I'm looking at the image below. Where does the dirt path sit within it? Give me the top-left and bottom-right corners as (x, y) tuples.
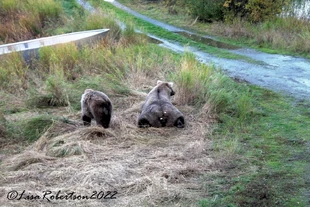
(107, 0), (310, 101)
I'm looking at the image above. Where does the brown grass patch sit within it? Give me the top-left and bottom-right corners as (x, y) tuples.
(0, 8), (221, 203)
(0, 78), (220, 206)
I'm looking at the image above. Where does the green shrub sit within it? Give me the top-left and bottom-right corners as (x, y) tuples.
(181, 0), (226, 22)
(223, 0), (289, 22)
(61, 0), (84, 17)
(245, 0), (285, 22)
(175, 0), (290, 22)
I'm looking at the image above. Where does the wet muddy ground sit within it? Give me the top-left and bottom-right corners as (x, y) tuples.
(106, 0), (310, 101)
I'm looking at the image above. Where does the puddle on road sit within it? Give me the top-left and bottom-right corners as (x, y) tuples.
(175, 31), (240, 50)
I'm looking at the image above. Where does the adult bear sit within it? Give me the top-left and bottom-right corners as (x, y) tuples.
(138, 80), (185, 128)
(80, 89), (112, 128)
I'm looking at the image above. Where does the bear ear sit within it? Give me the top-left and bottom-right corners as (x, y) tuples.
(157, 80), (163, 85)
(85, 89), (93, 93)
(168, 82), (174, 88)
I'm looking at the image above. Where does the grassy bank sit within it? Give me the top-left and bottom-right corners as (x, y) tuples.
(0, 0), (310, 206)
(117, 0), (310, 58)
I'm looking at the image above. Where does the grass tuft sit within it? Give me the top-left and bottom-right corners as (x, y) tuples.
(22, 115), (55, 142)
(0, 52), (28, 92)
(38, 43), (81, 79)
(173, 52), (210, 106)
(5, 114), (54, 143)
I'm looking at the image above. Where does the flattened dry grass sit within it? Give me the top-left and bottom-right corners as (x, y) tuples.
(3, 114), (214, 206)
(0, 20), (225, 205)
(0, 76), (218, 207)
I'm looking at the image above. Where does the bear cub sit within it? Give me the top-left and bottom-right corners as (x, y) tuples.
(138, 80), (185, 128)
(81, 89), (112, 128)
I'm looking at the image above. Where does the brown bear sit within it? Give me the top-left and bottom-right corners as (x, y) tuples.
(80, 89), (112, 128)
(138, 80), (185, 128)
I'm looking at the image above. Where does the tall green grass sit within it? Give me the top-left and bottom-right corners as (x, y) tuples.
(65, 9), (122, 43)
(0, 0), (22, 13)
(38, 43), (81, 78)
(0, 0), (63, 43)
(0, 53), (28, 92)
(173, 52), (254, 120)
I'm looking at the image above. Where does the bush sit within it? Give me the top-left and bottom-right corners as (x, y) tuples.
(224, 0), (289, 22)
(175, 0), (289, 22)
(245, 0), (285, 22)
(182, 0), (226, 22)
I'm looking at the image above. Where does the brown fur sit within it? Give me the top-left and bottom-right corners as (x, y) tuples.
(138, 80), (185, 128)
(81, 89), (112, 128)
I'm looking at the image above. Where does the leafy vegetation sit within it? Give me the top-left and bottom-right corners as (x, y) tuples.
(151, 0), (289, 22)
(223, 0), (287, 22)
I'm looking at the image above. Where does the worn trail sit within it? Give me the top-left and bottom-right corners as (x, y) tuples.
(108, 0), (310, 100)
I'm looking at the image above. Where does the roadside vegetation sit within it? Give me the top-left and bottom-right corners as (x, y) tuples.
(117, 0), (310, 57)
(0, 0), (63, 44)
(0, 0), (310, 206)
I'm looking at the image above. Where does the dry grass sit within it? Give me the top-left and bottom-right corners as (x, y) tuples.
(0, 81), (220, 206)
(210, 17), (310, 55)
(0, 34), (223, 206)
